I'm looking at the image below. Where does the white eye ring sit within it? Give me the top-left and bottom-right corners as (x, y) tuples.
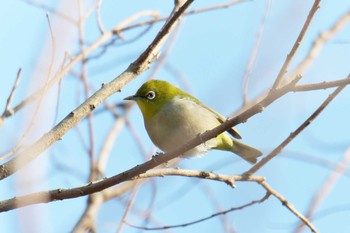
(145, 91), (156, 100)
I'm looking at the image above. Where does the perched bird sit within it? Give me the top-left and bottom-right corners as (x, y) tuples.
(124, 80), (262, 164)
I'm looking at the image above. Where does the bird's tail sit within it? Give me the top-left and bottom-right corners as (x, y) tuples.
(231, 139), (263, 164)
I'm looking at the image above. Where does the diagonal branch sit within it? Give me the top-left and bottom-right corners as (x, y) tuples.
(1, 76), (349, 210)
(0, 0), (247, 127)
(242, 0), (270, 105)
(0, 0), (194, 180)
(271, 0), (320, 90)
(283, 9), (350, 86)
(125, 192), (270, 231)
(0, 68), (22, 128)
(3, 69), (22, 116)
(294, 148), (350, 233)
(245, 83), (348, 175)
(259, 181), (318, 233)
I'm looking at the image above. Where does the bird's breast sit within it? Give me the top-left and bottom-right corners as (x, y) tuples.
(144, 97), (220, 155)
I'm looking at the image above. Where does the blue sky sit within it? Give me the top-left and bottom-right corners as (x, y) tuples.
(1, 0), (350, 233)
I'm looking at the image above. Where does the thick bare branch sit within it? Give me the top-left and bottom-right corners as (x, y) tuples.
(1, 72), (349, 210)
(1, 0), (246, 125)
(0, 0), (194, 180)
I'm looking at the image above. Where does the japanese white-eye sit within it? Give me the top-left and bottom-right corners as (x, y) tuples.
(124, 80), (262, 164)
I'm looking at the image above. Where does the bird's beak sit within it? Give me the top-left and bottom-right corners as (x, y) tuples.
(124, 95), (140, 101)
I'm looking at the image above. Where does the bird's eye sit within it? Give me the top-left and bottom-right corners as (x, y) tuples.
(145, 91), (156, 100)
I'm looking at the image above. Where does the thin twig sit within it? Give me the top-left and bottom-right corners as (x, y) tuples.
(185, 0), (248, 15)
(294, 148), (350, 233)
(95, 0), (105, 34)
(126, 119), (149, 158)
(88, 11), (160, 61)
(53, 52), (70, 125)
(293, 75), (350, 92)
(135, 168), (265, 188)
(245, 83), (348, 175)
(283, 9), (350, 86)
(115, 11), (160, 40)
(259, 181), (318, 233)
(125, 192), (270, 231)
(117, 0), (247, 35)
(0, 68), (22, 128)
(285, 151), (350, 177)
(72, 182), (138, 232)
(96, 116), (127, 172)
(198, 183), (233, 232)
(78, 0), (96, 181)
(1, 0), (246, 126)
(0, 69), (23, 161)
(0, 0), (194, 181)
(0, 14), (56, 160)
(4, 69), (22, 114)
(1, 74), (349, 209)
(148, 20), (181, 79)
(117, 186), (139, 233)
(271, 0), (320, 90)
(81, 0), (97, 22)
(242, 0), (270, 105)
(22, 0), (76, 24)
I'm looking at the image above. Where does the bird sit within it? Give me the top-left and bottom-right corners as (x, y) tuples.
(124, 80), (262, 164)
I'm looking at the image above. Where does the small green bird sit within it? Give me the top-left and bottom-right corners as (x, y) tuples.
(124, 80), (262, 164)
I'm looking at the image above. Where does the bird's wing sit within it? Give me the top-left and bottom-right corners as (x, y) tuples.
(195, 101), (242, 139)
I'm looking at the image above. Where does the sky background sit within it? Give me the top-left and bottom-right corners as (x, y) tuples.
(1, 0), (350, 233)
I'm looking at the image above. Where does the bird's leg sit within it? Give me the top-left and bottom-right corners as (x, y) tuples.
(151, 152), (164, 165)
(152, 151), (163, 159)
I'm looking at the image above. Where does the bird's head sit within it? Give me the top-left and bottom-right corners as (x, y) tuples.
(124, 80), (185, 120)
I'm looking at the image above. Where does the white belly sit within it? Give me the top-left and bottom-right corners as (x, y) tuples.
(144, 97), (220, 156)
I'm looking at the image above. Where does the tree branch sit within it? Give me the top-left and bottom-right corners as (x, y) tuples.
(0, 0), (247, 126)
(0, 0), (194, 180)
(245, 83), (348, 175)
(293, 75), (350, 92)
(125, 192), (270, 231)
(283, 9), (350, 86)
(1, 73), (349, 210)
(271, 0), (320, 89)
(259, 181), (318, 233)
(135, 168), (265, 188)
(294, 148), (350, 233)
